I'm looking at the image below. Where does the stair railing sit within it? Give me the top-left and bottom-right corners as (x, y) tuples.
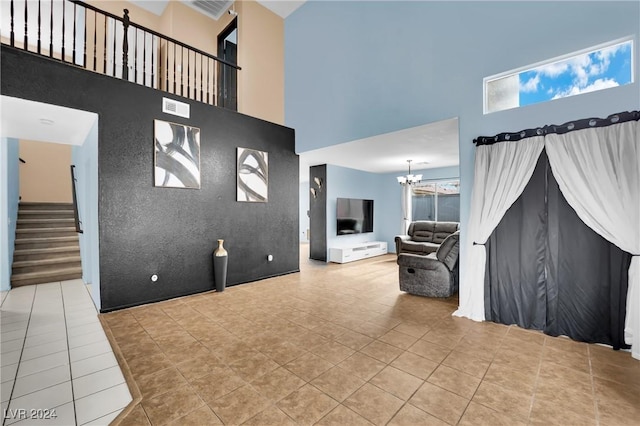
(70, 165), (83, 234)
(2, 0), (241, 107)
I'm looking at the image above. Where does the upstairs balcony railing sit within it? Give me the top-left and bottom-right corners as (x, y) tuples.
(1, 0), (241, 106)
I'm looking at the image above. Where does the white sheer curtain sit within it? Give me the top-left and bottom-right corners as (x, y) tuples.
(401, 184), (412, 234)
(545, 120), (640, 359)
(454, 136), (545, 321)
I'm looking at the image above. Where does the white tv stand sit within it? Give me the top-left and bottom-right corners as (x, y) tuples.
(328, 241), (388, 264)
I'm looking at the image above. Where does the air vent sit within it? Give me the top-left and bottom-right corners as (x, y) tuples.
(181, 0), (234, 20)
(162, 97), (190, 119)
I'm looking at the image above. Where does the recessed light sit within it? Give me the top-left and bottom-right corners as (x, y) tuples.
(39, 118), (55, 125)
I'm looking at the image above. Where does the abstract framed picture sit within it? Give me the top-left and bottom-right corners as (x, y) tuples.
(237, 147), (268, 202)
(154, 119), (201, 189)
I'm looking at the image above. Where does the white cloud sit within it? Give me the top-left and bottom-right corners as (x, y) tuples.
(535, 42), (630, 91)
(535, 62), (569, 78)
(520, 74), (540, 93)
(551, 78), (620, 99)
(596, 42), (629, 64)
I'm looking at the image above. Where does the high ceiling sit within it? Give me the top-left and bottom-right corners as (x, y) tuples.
(256, 0), (306, 18)
(128, 0), (306, 18)
(125, 1), (459, 179)
(8, 1), (459, 181)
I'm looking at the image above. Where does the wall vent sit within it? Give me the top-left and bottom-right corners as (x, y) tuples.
(180, 0), (233, 20)
(162, 97), (190, 119)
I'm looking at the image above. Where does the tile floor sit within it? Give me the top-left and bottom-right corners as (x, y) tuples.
(1, 280), (132, 425)
(95, 248), (640, 426)
(3, 249), (640, 425)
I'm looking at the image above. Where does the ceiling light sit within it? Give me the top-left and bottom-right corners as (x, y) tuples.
(397, 160), (422, 185)
(39, 118), (55, 125)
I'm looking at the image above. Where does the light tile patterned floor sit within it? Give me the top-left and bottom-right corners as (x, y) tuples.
(98, 247), (640, 425)
(1, 280), (131, 425)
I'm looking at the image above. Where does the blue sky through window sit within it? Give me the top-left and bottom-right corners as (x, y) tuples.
(519, 41), (632, 106)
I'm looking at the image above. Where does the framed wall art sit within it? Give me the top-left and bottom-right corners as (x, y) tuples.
(237, 147), (268, 202)
(154, 119), (201, 189)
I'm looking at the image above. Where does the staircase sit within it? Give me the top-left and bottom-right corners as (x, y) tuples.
(11, 202), (82, 287)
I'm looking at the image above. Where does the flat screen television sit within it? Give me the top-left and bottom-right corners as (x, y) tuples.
(336, 197), (374, 235)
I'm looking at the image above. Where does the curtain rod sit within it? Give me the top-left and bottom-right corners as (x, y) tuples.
(474, 110), (640, 146)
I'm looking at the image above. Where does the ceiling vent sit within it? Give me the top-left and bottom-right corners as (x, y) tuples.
(181, 0), (234, 20)
(162, 97), (190, 119)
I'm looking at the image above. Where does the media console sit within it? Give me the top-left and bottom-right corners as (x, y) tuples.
(328, 241), (388, 264)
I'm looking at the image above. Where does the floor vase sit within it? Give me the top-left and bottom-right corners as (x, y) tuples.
(213, 239), (228, 292)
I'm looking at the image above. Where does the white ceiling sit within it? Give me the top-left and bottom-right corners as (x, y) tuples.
(255, 0), (306, 18)
(1, 96), (98, 145)
(128, 0), (306, 19)
(299, 117), (460, 181)
(128, 1), (170, 16)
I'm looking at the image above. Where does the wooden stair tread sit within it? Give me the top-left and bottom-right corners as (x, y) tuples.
(14, 246), (80, 255)
(12, 202), (82, 286)
(11, 267), (82, 280)
(17, 218), (75, 223)
(18, 210), (75, 215)
(13, 256), (81, 268)
(19, 203), (73, 209)
(16, 227), (76, 233)
(15, 236), (79, 243)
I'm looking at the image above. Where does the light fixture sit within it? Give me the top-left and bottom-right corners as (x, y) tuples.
(39, 118), (55, 125)
(396, 160), (422, 185)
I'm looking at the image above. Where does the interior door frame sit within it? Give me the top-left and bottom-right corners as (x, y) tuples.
(217, 18), (238, 110)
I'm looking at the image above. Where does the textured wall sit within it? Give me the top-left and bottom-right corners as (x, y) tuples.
(2, 47), (299, 311)
(88, 0), (284, 125)
(309, 164), (326, 261)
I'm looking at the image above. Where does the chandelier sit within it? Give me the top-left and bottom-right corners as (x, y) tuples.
(396, 160), (422, 185)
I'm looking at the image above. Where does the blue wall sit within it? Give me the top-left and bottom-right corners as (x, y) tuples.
(326, 165), (385, 250)
(286, 1), (640, 276)
(1, 138), (20, 291)
(71, 120), (100, 307)
(322, 164), (459, 255)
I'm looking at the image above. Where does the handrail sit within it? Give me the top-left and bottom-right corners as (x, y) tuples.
(70, 165), (83, 234)
(68, 0), (241, 70)
(4, 0), (241, 107)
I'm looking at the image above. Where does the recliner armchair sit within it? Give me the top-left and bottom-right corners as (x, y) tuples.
(395, 221), (459, 256)
(397, 231), (460, 297)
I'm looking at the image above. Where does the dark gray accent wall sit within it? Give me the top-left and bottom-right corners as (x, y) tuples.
(2, 48), (299, 311)
(309, 164), (326, 261)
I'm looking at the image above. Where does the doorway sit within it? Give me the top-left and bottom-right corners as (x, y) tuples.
(0, 96), (100, 307)
(217, 18), (238, 110)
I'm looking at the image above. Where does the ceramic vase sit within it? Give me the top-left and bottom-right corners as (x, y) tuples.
(213, 239), (228, 292)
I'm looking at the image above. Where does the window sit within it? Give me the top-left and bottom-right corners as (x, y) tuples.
(412, 180), (460, 222)
(485, 38), (633, 114)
